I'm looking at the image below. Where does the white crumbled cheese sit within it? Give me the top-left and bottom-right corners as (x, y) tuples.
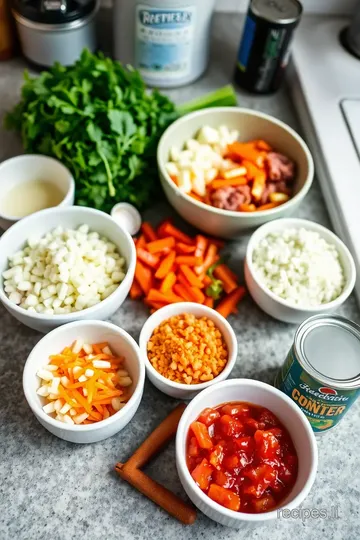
(166, 125), (240, 195)
(2, 225), (126, 313)
(252, 228), (345, 307)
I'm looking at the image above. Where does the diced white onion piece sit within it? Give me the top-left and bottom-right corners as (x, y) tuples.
(78, 375), (87, 383)
(63, 414), (74, 425)
(92, 360), (111, 369)
(59, 403), (71, 415)
(111, 397), (126, 412)
(72, 339), (84, 354)
(118, 376), (132, 387)
(43, 402), (56, 414)
(74, 412), (89, 424)
(53, 399), (64, 413)
(85, 369), (94, 378)
(37, 369), (54, 381)
(37, 385), (50, 397)
(83, 343), (93, 355)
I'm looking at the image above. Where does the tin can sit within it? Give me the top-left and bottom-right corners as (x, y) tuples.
(275, 315), (360, 434)
(234, 0), (303, 94)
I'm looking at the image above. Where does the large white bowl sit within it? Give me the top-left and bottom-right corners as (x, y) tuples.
(157, 107), (314, 238)
(23, 320), (145, 443)
(176, 378), (318, 528)
(0, 155), (75, 230)
(245, 218), (356, 324)
(139, 302), (238, 400)
(0, 206), (136, 332)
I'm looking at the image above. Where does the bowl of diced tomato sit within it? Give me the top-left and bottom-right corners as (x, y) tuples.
(175, 378), (318, 527)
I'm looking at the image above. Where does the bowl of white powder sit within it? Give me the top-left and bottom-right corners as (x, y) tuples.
(245, 218), (356, 323)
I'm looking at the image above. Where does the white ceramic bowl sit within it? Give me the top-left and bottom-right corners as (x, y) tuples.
(0, 206), (136, 333)
(139, 302), (238, 400)
(157, 107), (314, 238)
(245, 218), (356, 324)
(23, 320), (145, 443)
(176, 378), (318, 528)
(0, 155), (75, 230)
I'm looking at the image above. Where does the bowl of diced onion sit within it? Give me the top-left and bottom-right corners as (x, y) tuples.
(244, 218), (356, 323)
(157, 107), (314, 238)
(0, 206), (136, 332)
(23, 320), (145, 443)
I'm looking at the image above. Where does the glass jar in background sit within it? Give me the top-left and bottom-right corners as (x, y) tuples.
(0, 0), (15, 60)
(113, 0), (216, 88)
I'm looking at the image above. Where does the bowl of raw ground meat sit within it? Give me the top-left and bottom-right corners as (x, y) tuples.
(157, 108), (314, 239)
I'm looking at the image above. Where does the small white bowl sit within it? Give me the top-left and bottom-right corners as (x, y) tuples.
(0, 155), (75, 230)
(139, 302), (238, 400)
(0, 206), (136, 333)
(157, 107), (314, 238)
(23, 320), (145, 444)
(245, 218), (356, 324)
(176, 378), (318, 528)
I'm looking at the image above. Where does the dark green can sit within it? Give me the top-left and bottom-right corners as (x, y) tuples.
(275, 315), (360, 434)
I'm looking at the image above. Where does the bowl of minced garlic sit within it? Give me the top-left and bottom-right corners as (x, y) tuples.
(139, 303), (238, 399)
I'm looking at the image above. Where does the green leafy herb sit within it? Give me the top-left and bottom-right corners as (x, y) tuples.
(206, 261), (224, 300)
(4, 50), (237, 212)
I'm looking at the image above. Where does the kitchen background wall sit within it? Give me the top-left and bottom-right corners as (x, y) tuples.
(215, 0), (357, 14)
(102, 0), (358, 15)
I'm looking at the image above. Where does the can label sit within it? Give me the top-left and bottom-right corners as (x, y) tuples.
(237, 15), (256, 72)
(135, 4), (196, 81)
(275, 346), (360, 433)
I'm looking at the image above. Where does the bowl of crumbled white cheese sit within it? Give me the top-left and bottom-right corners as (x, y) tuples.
(0, 206), (136, 332)
(245, 218), (356, 323)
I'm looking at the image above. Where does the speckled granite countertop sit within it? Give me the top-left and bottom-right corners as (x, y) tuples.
(0, 12), (359, 540)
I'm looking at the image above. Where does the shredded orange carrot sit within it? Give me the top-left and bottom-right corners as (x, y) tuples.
(37, 341), (132, 425)
(210, 177), (247, 189)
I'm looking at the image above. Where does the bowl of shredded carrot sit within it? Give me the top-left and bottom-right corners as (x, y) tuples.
(157, 107), (314, 239)
(23, 320), (145, 443)
(139, 302), (238, 400)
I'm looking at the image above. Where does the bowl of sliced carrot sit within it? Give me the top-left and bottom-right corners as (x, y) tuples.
(23, 320), (145, 443)
(157, 107), (314, 238)
(130, 219), (247, 317)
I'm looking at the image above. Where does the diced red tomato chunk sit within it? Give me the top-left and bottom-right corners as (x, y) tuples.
(198, 407), (220, 426)
(252, 494), (276, 513)
(191, 421), (213, 449)
(191, 458), (214, 491)
(220, 415), (244, 437)
(208, 484), (241, 512)
(186, 402), (298, 515)
(209, 443), (225, 469)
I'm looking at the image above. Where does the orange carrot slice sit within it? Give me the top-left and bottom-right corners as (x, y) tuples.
(179, 265), (204, 289)
(159, 271), (177, 293)
(161, 223), (193, 245)
(135, 261), (153, 295)
(175, 256), (202, 266)
(130, 280), (143, 300)
(141, 222), (158, 242)
(147, 237), (175, 253)
(136, 247), (160, 269)
(155, 250), (176, 279)
(147, 289), (183, 304)
(216, 286), (246, 318)
(213, 264), (238, 294)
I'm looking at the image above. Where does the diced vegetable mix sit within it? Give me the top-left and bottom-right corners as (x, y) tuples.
(186, 402), (298, 514)
(166, 126), (296, 212)
(147, 313), (228, 385)
(37, 340), (132, 424)
(130, 219), (246, 317)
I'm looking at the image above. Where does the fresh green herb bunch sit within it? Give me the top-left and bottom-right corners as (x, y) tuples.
(5, 50), (178, 212)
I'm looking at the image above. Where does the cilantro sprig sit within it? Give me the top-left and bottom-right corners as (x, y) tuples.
(5, 50), (237, 212)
